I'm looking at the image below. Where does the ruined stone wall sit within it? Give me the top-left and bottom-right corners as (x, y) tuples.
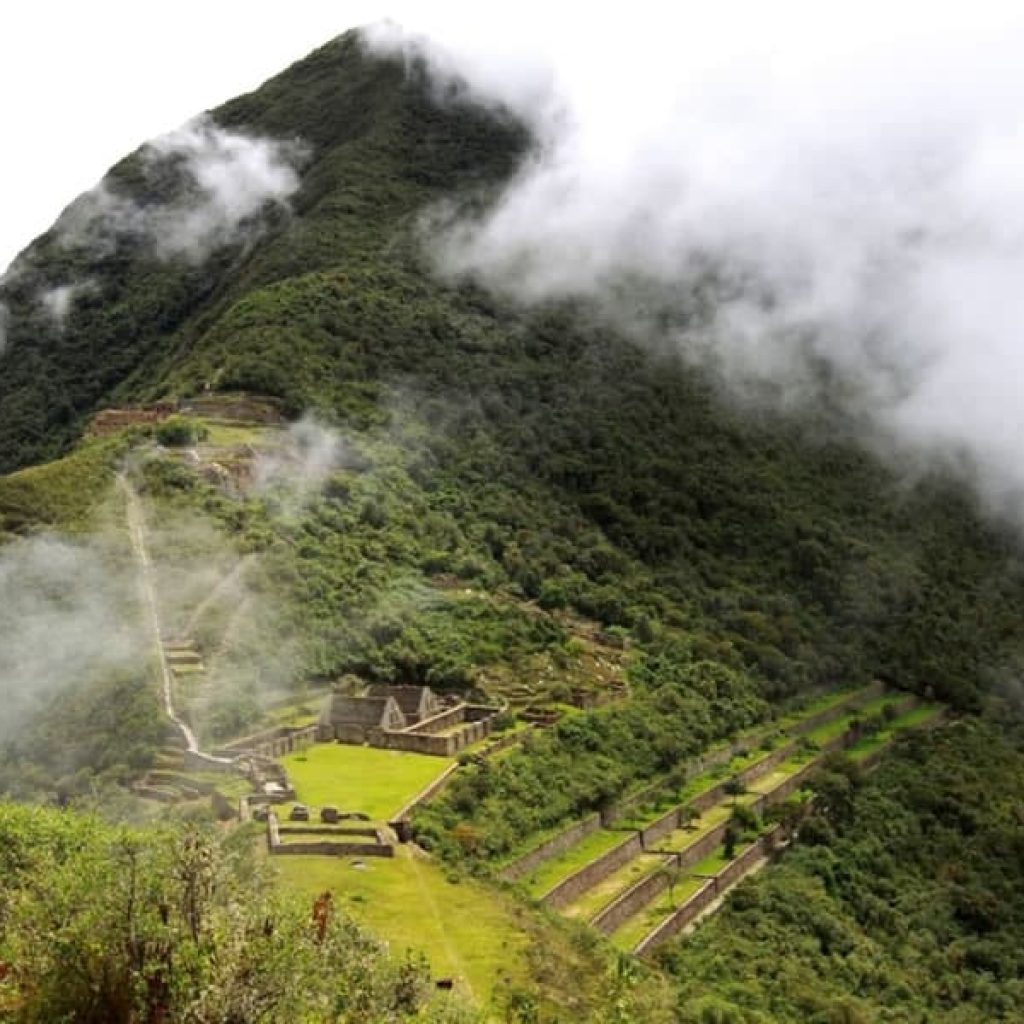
(634, 879), (717, 955)
(222, 723), (319, 760)
(592, 854), (674, 933)
(500, 814), (603, 883)
(374, 715), (494, 756)
(403, 704), (467, 736)
(543, 832), (643, 909)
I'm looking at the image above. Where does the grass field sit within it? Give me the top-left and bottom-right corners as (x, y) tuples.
(280, 743), (453, 821)
(272, 845), (531, 1003)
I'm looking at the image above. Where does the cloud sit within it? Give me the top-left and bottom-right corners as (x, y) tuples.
(37, 280), (96, 330)
(56, 115), (307, 264)
(252, 416), (349, 511)
(369, 6), (1024, 521)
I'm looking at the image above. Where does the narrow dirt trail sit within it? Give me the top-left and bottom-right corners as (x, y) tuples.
(118, 473), (199, 753)
(404, 848), (475, 1000)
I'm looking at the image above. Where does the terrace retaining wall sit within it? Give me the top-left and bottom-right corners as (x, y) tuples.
(635, 824), (785, 955)
(501, 814), (603, 883)
(390, 762), (461, 825)
(592, 854), (675, 934)
(788, 681), (885, 738)
(542, 832), (643, 910)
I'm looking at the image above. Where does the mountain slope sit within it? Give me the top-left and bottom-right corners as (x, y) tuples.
(3, 26), (1024, 1023)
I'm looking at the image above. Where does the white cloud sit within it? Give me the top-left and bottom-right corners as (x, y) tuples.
(371, 4), (1024, 521)
(56, 116), (307, 264)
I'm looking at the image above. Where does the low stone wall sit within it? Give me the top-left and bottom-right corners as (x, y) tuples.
(270, 841), (394, 858)
(376, 714), (494, 757)
(632, 696), (928, 957)
(607, 683), (886, 825)
(221, 723), (319, 761)
(635, 879), (717, 954)
(542, 832), (642, 910)
(639, 806), (683, 849)
(266, 814), (394, 858)
(391, 762), (461, 825)
(605, 737), (746, 825)
(500, 814), (603, 883)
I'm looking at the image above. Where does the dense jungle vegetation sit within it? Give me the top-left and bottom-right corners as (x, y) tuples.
(2, 28), (1024, 1022)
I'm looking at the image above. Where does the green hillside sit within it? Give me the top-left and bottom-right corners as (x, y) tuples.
(2, 28), (1024, 1023)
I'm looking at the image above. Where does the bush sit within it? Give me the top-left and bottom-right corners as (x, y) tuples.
(156, 416), (208, 447)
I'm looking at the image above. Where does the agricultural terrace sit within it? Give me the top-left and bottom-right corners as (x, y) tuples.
(508, 688), (935, 957)
(280, 744), (453, 822)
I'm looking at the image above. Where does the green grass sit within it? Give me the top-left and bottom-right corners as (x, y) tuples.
(802, 692), (907, 747)
(272, 845), (531, 1004)
(612, 691), (876, 832)
(522, 828), (632, 897)
(0, 436), (123, 534)
(774, 685), (870, 731)
(280, 743), (453, 821)
(847, 704), (943, 762)
(656, 803), (735, 854)
(198, 421), (277, 445)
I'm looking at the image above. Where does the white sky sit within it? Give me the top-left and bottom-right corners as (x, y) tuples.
(3, 1), (1008, 274)
(0, 2), (397, 272)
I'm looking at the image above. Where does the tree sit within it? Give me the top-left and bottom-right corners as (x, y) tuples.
(723, 824), (740, 860)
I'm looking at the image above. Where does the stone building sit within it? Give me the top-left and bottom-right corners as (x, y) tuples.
(365, 685), (441, 724)
(319, 694), (407, 743)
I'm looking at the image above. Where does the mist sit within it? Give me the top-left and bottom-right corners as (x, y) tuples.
(0, 535), (145, 744)
(368, 6), (1024, 522)
(54, 114), (307, 264)
(253, 416), (349, 513)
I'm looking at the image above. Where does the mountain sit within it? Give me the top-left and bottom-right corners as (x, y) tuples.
(1, 28), (1024, 1023)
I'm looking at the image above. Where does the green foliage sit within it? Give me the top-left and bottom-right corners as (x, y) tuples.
(0, 803), (474, 1022)
(413, 645), (766, 861)
(0, 668), (165, 802)
(0, 437), (124, 536)
(155, 416), (208, 447)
